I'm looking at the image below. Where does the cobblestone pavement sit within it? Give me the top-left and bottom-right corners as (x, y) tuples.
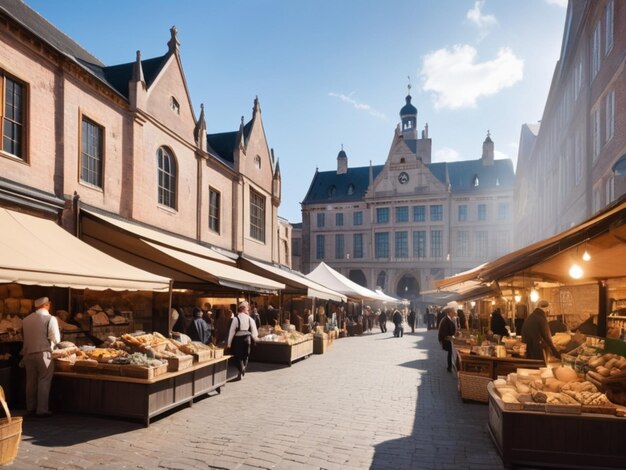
(13, 325), (504, 469)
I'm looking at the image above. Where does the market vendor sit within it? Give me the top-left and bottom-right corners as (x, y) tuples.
(437, 304), (457, 372)
(227, 301), (259, 380)
(521, 300), (561, 362)
(22, 296), (60, 417)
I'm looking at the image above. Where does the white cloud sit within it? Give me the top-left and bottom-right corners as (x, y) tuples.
(328, 92), (386, 119)
(434, 147), (460, 163)
(421, 44), (524, 109)
(467, 1), (498, 29)
(545, 0), (567, 7)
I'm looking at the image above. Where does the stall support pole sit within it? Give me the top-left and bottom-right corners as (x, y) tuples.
(598, 280), (608, 338)
(166, 280), (174, 334)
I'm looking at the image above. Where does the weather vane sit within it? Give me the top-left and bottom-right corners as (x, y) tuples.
(407, 75), (412, 94)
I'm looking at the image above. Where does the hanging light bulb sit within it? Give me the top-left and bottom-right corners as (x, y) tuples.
(530, 289), (539, 302)
(582, 250), (591, 262)
(470, 301), (476, 308)
(514, 294), (521, 303)
(491, 300), (496, 306)
(569, 263), (584, 279)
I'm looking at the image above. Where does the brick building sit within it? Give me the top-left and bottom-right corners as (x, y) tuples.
(515, 0), (626, 248)
(0, 0), (284, 267)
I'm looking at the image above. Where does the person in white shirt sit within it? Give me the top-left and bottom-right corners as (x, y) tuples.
(227, 301), (259, 380)
(21, 297), (60, 417)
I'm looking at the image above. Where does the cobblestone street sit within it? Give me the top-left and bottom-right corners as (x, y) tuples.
(14, 326), (503, 469)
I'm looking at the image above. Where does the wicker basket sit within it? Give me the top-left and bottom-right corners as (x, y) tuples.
(458, 372), (492, 403)
(0, 386), (21, 465)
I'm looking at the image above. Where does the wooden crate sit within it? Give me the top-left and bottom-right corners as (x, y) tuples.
(213, 348), (224, 359)
(53, 359), (74, 373)
(313, 336), (328, 354)
(120, 363), (168, 379)
(193, 350), (213, 363)
(458, 371), (492, 403)
(166, 355), (193, 372)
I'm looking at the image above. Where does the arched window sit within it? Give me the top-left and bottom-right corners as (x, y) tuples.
(157, 147), (177, 209)
(254, 155), (261, 169)
(376, 271), (387, 290)
(349, 270), (367, 288)
(328, 185), (336, 198)
(347, 184), (355, 195)
(473, 175), (480, 187)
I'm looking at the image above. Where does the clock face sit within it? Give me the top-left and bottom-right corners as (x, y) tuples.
(398, 172), (409, 184)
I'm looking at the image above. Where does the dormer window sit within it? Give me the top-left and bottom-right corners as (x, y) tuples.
(328, 185), (336, 198)
(473, 175), (480, 187)
(254, 155), (261, 169)
(347, 184), (355, 195)
(170, 96), (180, 114)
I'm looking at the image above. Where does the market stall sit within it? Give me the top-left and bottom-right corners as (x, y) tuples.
(306, 262), (396, 335)
(249, 325), (313, 365)
(53, 358), (228, 426)
(438, 196), (626, 468)
(0, 208), (172, 407)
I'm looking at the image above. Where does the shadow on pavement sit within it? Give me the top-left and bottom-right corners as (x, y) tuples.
(21, 413), (141, 447)
(370, 329), (503, 470)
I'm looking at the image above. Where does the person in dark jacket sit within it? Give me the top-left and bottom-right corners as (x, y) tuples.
(457, 309), (467, 330)
(392, 310), (403, 337)
(521, 300), (561, 362)
(407, 310), (416, 333)
(378, 309), (387, 333)
(438, 305), (457, 372)
(188, 307), (212, 344)
(490, 308), (510, 337)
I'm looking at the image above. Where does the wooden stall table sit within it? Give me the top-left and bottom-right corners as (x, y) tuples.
(249, 338), (313, 366)
(454, 344), (543, 403)
(487, 382), (626, 469)
(51, 356), (230, 426)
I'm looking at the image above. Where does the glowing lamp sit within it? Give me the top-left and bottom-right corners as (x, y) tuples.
(569, 263), (583, 279)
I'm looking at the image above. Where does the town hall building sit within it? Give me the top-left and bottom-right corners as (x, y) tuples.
(299, 92), (515, 301)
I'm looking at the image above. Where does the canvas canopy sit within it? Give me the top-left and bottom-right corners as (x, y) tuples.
(240, 257), (347, 302)
(306, 262), (391, 302)
(81, 210), (284, 293)
(0, 208), (170, 291)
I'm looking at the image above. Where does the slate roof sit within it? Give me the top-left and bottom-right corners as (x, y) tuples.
(302, 165), (384, 204)
(206, 120), (253, 167)
(0, 0), (171, 101)
(99, 55), (169, 99)
(302, 158), (514, 205)
(0, 0), (104, 66)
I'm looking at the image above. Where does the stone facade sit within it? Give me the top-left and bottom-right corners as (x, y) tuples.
(301, 93), (515, 300)
(0, 0), (284, 266)
(514, 0), (626, 248)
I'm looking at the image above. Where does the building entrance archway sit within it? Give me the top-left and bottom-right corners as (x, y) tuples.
(396, 274), (419, 299)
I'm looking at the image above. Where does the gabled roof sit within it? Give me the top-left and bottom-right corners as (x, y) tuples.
(206, 120), (253, 167)
(302, 165), (384, 204)
(100, 54), (169, 99)
(302, 158), (514, 205)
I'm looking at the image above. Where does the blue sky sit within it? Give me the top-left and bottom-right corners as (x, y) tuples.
(26, 0), (567, 223)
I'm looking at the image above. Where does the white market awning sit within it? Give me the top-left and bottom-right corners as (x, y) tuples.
(306, 262), (390, 302)
(0, 208), (170, 291)
(240, 257), (347, 302)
